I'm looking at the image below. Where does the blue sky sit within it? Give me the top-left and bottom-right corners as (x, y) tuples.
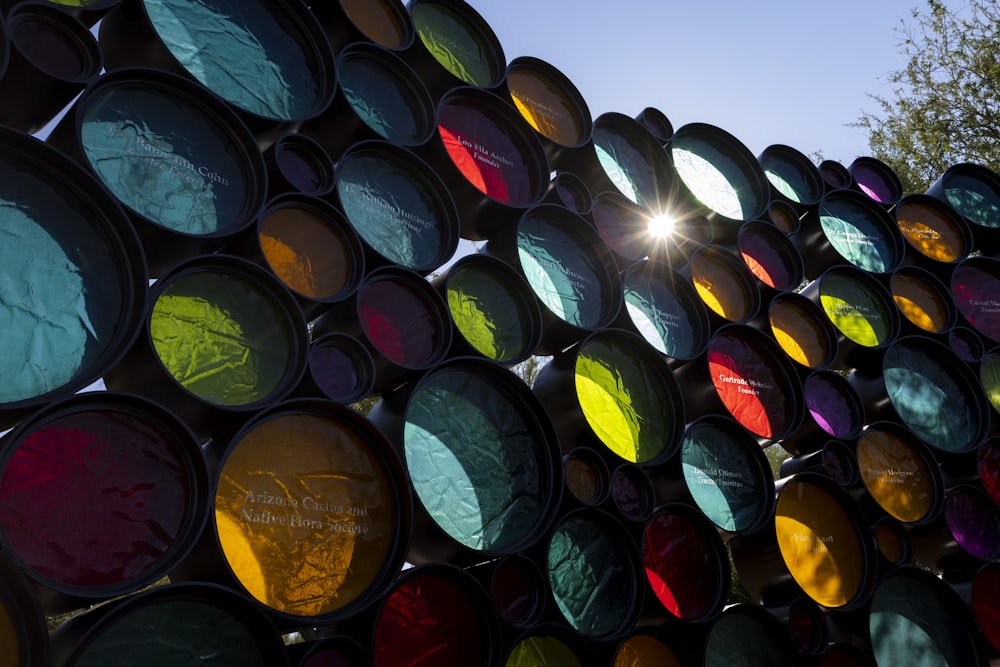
(474, 0), (923, 165)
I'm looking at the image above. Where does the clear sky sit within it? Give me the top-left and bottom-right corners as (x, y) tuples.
(473, 0), (924, 166)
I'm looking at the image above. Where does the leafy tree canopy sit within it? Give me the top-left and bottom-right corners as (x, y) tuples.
(856, 0), (1000, 193)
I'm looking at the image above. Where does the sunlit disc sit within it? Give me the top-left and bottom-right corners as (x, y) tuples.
(648, 213), (676, 238)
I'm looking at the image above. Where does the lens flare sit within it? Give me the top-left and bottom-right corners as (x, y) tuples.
(647, 213), (676, 238)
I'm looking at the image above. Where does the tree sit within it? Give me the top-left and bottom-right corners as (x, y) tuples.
(511, 355), (548, 388)
(855, 0), (1000, 193)
(350, 393), (379, 416)
(764, 443), (791, 481)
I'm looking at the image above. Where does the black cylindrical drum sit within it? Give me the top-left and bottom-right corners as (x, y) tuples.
(0, 2), (102, 134)
(767, 291), (841, 373)
(758, 143), (824, 211)
(299, 41), (435, 162)
(608, 463), (655, 525)
(404, 0), (504, 97)
(984, 347), (1000, 427)
(855, 421), (944, 527)
(941, 484), (1000, 564)
(0, 0), (122, 25)
(787, 369), (865, 454)
(868, 568), (986, 667)
(543, 170), (593, 215)
(888, 264), (957, 340)
(894, 193), (973, 279)
(732, 473), (878, 611)
(434, 253), (543, 365)
(672, 323), (804, 444)
(971, 562), (1000, 657)
(609, 626), (693, 667)
(562, 446), (611, 509)
(874, 516), (914, 571)
(767, 199), (804, 234)
(295, 333), (376, 404)
(779, 439), (860, 487)
(849, 156), (904, 207)
(949, 325), (986, 362)
(951, 255), (1000, 345)
(544, 508), (644, 641)
(641, 503), (730, 623)
(589, 191), (657, 267)
(796, 188), (906, 279)
(48, 67), (269, 276)
(979, 438), (1000, 507)
(0, 392), (208, 613)
(242, 193), (366, 319)
(780, 597), (832, 658)
(287, 636), (370, 667)
(309, 0), (414, 55)
(533, 328), (685, 466)
(503, 624), (599, 667)
(926, 161), (1000, 251)
(262, 132), (336, 198)
(418, 85), (551, 241)
(819, 159), (852, 191)
(0, 125), (147, 429)
(685, 244), (762, 330)
(801, 264), (900, 370)
(311, 265), (453, 393)
(189, 399), (412, 627)
(635, 106), (673, 145)
(737, 219), (805, 296)
(505, 55), (594, 174)
(670, 122), (770, 243)
(104, 254), (310, 440)
(617, 258), (712, 368)
(850, 335), (991, 456)
(369, 563), (501, 667)
(486, 203), (622, 355)
(98, 0), (336, 140)
(466, 553), (548, 631)
(702, 604), (794, 666)
(662, 414), (776, 537)
(332, 140), (459, 276)
(585, 112), (674, 212)
(50, 582), (290, 666)
(368, 357), (562, 565)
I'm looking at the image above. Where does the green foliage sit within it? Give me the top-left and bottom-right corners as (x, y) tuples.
(727, 547), (756, 605)
(855, 0), (1000, 192)
(725, 445), (791, 605)
(350, 394), (379, 416)
(764, 444), (791, 481)
(511, 355), (546, 387)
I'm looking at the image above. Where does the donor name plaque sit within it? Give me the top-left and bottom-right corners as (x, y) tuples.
(214, 406), (404, 620)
